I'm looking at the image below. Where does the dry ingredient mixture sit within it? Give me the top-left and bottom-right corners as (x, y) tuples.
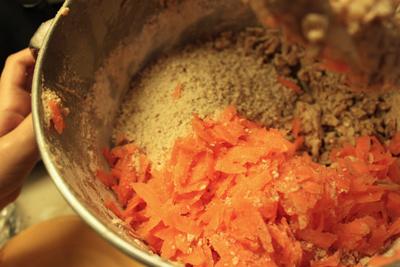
(114, 27), (398, 166)
(99, 27), (400, 266)
(247, 0), (400, 90)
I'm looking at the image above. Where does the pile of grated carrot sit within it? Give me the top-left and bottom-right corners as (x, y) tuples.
(97, 106), (400, 267)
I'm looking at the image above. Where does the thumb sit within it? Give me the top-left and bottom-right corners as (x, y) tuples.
(0, 114), (39, 197)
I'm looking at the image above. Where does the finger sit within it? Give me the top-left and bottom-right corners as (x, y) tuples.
(0, 49), (35, 89)
(0, 114), (39, 195)
(0, 110), (25, 137)
(0, 90), (31, 118)
(0, 188), (21, 210)
(0, 49), (35, 117)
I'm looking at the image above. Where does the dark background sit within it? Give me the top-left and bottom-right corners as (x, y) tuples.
(0, 0), (63, 69)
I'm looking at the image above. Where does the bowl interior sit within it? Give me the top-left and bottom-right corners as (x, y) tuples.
(33, 0), (258, 265)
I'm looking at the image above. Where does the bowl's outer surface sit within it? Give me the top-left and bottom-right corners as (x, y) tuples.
(32, 0), (257, 266)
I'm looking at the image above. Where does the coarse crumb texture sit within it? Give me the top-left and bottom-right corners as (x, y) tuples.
(114, 27), (399, 167)
(114, 30), (297, 168)
(248, 0), (400, 90)
(256, 28), (399, 163)
(41, 89), (68, 127)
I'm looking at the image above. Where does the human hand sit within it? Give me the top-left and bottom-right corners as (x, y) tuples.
(0, 49), (39, 209)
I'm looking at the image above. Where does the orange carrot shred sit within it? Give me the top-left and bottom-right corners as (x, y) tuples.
(320, 54), (351, 74)
(172, 84), (183, 100)
(96, 169), (116, 187)
(292, 117), (302, 137)
(102, 148), (116, 166)
(389, 132), (400, 156)
(277, 76), (303, 94)
(97, 106), (400, 267)
(48, 99), (65, 134)
(263, 17), (278, 28)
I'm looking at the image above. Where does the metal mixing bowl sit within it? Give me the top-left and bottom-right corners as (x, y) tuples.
(31, 0), (257, 266)
(31, 1), (400, 266)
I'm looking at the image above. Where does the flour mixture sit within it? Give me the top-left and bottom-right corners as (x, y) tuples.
(114, 27), (399, 167)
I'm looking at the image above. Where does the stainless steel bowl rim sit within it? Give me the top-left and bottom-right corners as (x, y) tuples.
(31, 1), (169, 266)
(31, 2), (400, 267)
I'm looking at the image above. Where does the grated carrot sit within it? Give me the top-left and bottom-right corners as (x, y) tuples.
(320, 58), (350, 74)
(97, 106), (400, 267)
(277, 76), (303, 94)
(172, 84), (183, 100)
(263, 17), (278, 28)
(389, 132), (400, 156)
(48, 99), (65, 134)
